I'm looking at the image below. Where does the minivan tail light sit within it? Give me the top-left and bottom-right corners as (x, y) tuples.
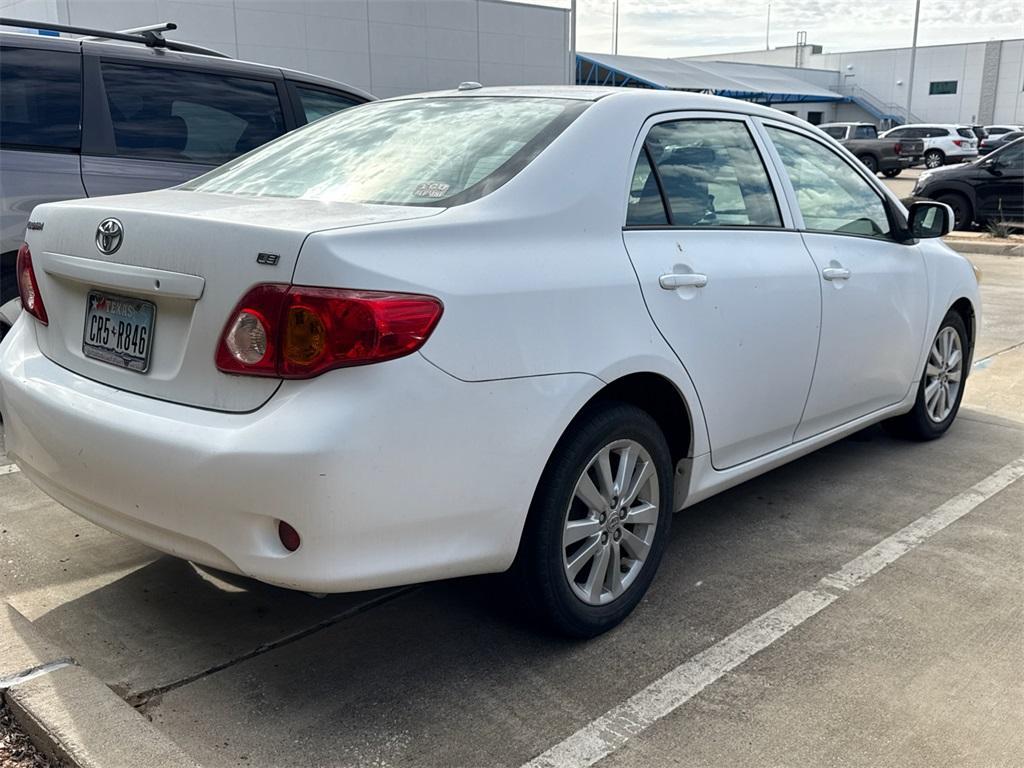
(16, 243), (48, 325)
(216, 284), (443, 379)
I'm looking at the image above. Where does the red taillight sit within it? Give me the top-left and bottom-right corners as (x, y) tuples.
(952, 139), (965, 147)
(216, 284), (444, 379)
(894, 142), (902, 155)
(16, 243), (48, 325)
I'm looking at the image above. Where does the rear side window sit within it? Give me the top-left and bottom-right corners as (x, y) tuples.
(639, 119), (781, 227)
(767, 126), (891, 240)
(924, 127), (950, 138)
(100, 62), (286, 164)
(822, 126), (847, 140)
(956, 128), (974, 139)
(294, 85), (361, 123)
(0, 46), (81, 151)
(853, 125), (877, 139)
(626, 148), (669, 226)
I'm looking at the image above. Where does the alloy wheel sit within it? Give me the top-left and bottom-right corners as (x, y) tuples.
(924, 326), (963, 423)
(562, 439), (659, 606)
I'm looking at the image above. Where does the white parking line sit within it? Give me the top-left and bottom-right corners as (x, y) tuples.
(0, 463), (20, 475)
(522, 456), (1024, 768)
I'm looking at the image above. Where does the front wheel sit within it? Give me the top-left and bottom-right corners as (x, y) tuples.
(513, 402), (673, 637)
(885, 311), (969, 440)
(934, 192), (972, 230)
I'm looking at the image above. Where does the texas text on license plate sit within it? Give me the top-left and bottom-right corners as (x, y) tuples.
(82, 291), (156, 373)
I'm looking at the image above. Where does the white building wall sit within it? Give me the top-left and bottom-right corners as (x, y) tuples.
(993, 39), (1024, 125)
(0, 0), (571, 97)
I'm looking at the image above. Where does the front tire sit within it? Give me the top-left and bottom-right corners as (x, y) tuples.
(886, 311), (969, 440)
(934, 192), (972, 230)
(514, 402), (673, 638)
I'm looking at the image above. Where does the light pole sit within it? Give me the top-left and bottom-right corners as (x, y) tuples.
(612, 0), (619, 55)
(766, 3), (771, 50)
(570, 0), (576, 84)
(905, 0), (921, 124)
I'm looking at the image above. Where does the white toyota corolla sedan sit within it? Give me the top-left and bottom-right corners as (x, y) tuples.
(0, 86), (980, 636)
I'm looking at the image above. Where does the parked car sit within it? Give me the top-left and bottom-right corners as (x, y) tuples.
(979, 130), (1023, 154)
(0, 19), (372, 340)
(818, 122), (923, 177)
(968, 125), (988, 141)
(984, 124), (1024, 137)
(880, 124), (979, 168)
(0, 88), (979, 637)
(913, 137), (1024, 230)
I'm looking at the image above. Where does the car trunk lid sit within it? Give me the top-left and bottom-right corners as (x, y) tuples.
(27, 189), (442, 412)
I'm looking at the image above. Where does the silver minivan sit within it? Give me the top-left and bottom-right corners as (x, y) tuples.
(0, 21), (371, 337)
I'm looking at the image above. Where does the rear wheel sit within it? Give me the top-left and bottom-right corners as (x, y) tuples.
(857, 154), (879, 174)
(924, 149), (945, 169)
(934, 192), (972, 230)
(882, 168), (902, 178)
(886, 311), (969, 440)
(513, 402), (673, 637)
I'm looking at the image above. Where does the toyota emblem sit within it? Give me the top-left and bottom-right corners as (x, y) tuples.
(95, 218), (124, 255)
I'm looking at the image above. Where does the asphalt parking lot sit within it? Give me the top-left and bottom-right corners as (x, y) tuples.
(1, 249), (1022, 767)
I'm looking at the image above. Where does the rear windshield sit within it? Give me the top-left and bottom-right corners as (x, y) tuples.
(182, 97), (588, 206)
(822, 126), (846, 140)
(956, 128), (975, 139)
(853, 125), (877, 139)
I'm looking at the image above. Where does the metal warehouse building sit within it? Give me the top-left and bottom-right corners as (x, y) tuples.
(0, 0), (572, 97)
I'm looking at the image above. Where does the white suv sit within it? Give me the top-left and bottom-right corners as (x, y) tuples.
(880, 124), (979, 168)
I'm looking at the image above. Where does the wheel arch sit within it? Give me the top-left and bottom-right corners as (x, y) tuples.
(948, 296), (977, 362)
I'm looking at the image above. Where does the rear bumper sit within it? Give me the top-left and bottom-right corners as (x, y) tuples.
(0, 317), (599, 592)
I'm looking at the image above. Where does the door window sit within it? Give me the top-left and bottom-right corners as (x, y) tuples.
(631, 119), (781, 227)
(822, 126), (847, 140)
(767, 126), (892, 239)
(295, 85), (361, 123)
(100, 62), (285, 164)
(853, 125), (878, 139)
(626, 148), (669, 225)
(0, 46), (81, 151)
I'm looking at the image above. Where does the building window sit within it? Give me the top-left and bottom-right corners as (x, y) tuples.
(929, 80), (958, 95)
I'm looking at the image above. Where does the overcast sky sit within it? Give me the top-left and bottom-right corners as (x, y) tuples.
(562, 0), (1024, 58)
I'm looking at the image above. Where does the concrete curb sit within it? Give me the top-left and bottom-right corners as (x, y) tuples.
(1, 603), (199, 768)
(943, 238), (1024, 257)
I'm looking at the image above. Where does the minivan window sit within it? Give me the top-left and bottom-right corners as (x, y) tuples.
(641, 119), (781, 227)
(101, 63), (286, 164)
(295, 86), (361, 123)
(184, 97), (588, 206)
(0, 46), (81, 151)
(767, 126), (891, 239)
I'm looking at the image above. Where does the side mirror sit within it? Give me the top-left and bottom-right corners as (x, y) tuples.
(908, 200), (953, 239)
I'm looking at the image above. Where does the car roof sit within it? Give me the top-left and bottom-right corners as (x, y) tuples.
(0, 29), (370, 99)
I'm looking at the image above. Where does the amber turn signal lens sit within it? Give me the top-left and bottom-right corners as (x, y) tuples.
(284, 305), (327, 365)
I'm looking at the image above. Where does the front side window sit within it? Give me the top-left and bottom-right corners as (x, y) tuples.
(295, 86), (361, 123)
(184, 97), (587, 206)
(767, 126), (892, 239)
(0, 46), (81, 151)
(634, 119), (781, 227)
(101, 62), (286, 164)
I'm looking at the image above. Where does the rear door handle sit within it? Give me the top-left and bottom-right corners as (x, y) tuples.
(659, 272), (708, 289)
(822, 267), (851, 281)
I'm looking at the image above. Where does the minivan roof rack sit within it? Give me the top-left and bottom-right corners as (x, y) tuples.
(0, 17), (230, 58)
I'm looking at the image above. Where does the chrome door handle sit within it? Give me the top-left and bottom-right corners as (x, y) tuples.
(659, 272), (708, 289)
(822, 267), (851, 281)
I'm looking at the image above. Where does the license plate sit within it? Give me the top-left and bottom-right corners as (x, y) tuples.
(82, 291), (156, 373)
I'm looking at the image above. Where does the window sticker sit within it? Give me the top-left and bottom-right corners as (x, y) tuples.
(413, 182), (451, 199)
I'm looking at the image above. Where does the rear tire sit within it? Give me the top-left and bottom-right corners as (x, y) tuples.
(934, 192), (972, 230)
(858, 154), (879, 174)
(885, 311), (969, 441)
(924, 149), (945, 169)
(513, 402), (673, 638)
(882, 168), (902, 178)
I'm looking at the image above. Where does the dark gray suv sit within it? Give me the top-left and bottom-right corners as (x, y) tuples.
(0, 21), (371, 335)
